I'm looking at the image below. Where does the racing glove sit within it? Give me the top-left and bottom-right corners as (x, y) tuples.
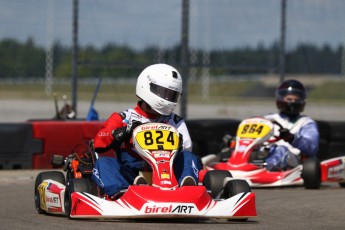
(112, 126), (127, 143)
(112, 121), (142, 143)
(279, 128), (294, 143)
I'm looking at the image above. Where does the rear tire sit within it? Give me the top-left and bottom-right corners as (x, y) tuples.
(64, 179), (91, 217)
(203, 170), (232, 199)
(34, 171), (65, 214)
(301, 158), (321, 189)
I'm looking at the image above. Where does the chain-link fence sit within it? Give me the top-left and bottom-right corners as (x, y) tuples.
(1, 0), (345, 122)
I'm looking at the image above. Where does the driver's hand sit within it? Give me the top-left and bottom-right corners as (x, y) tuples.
(112, 126), (127, 143)
(112, 121), (142, 143)
(279, 128), (294, 143)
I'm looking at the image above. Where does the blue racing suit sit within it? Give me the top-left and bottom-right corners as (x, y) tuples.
(91, 102), (201, 196)
(264, 112), (319, 171)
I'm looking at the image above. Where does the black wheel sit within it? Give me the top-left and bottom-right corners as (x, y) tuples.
(34, 171), (65, 214)
(301, 158), (321, 189)
(64, 179), (91, 217)
(223, 179), (251, 222)
(203, 170), (232, 199)
(223, 179), (251, 198)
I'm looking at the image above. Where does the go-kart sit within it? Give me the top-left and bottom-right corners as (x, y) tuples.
(34, 122), (257, 220)
(202, 117), (345, 189)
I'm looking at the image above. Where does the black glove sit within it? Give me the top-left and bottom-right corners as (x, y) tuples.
(112, 121), (142, 143)
(279, 128), (294, 143)
(112, 126), (127, 143)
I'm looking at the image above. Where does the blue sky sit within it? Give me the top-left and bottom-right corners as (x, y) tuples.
(1, 0), (344, 50)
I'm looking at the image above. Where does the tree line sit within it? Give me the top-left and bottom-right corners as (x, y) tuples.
(0, 38), (343, 79)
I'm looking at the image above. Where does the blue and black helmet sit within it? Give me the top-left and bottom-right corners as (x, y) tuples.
(276, 79), (306, 115)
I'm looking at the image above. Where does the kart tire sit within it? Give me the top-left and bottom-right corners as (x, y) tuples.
(64, 178), (91, 217)
(203, 170), (232, 199)
(223, 179), (251, 198)
(223, 179), (251, 222)
(301, 158), (321, 189)
(34, 171), (66, 214)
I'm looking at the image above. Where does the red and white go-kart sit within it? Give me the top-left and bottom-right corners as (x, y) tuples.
(34, 122), (257, 220)
(201, 117), (345, 189)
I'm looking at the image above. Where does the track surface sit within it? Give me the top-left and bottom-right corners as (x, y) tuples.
(1, 170), (344, 230)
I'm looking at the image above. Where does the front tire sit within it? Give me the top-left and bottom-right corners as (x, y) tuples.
(203, 170), (232, 199)
(223, 179), (251, 198)
(64, 179), (91, 217)
(223, 179), (251, 222)
(34, 171), (65, 214)
(301, 158), (321, 189)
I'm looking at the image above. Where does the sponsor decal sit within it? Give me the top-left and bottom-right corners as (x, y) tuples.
(139, 124), (172, 131)
(192, 160), (199, 178)
(143, 204), (196, 214)
(157, 125), (172, 130)
(38, 181), (48, 210)
(45, 192), (61, 207)
(153, 150), (170, 158)
(328, 164), (344, 178)
(237, 145), (247, 153)
(161, 173), (170, 179)
(92, 168), (104, 188)
(140, 125), (158, 131)
(98, 132), (109, 137)
(130, 112), (140, 119)
(161, 180), (172, 185)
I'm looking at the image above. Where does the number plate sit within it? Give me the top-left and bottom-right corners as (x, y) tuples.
(135, 128), (179, 151)
(237, 118), (273, 139)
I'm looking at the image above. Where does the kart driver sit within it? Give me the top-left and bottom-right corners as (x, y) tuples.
(91, 63), (202, 199)
(264, 79), (319, 171)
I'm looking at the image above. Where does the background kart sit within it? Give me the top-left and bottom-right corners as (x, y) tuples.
(201, 117), (345, 189)
(34, 123), (257, 220)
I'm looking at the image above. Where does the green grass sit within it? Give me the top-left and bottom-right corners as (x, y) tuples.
(1, 79), (345, 104)
(309, 81), (345, 101)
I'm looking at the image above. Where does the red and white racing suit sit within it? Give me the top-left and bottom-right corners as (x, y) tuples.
(91, 102), (201, 196)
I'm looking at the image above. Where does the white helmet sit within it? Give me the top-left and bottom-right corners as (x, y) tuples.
(136, 63), (183, 116)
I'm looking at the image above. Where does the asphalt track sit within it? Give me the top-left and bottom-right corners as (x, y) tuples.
(1, 170), (344, 230)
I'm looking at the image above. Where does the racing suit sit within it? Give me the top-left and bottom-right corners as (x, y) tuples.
(264, 112), (319, 171)
(91, 102), (201, 196)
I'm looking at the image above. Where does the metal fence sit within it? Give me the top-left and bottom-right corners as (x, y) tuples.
(0, 0), (345, 121)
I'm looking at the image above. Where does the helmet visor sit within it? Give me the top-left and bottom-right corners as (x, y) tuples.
(150, 83), (180, 102)
(276, 88), (306, 103)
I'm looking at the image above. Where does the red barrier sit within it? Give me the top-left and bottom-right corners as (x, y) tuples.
(31, 121), (103, 169)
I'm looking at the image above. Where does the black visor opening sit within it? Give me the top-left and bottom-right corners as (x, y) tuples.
(150, 83), (180, 102)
